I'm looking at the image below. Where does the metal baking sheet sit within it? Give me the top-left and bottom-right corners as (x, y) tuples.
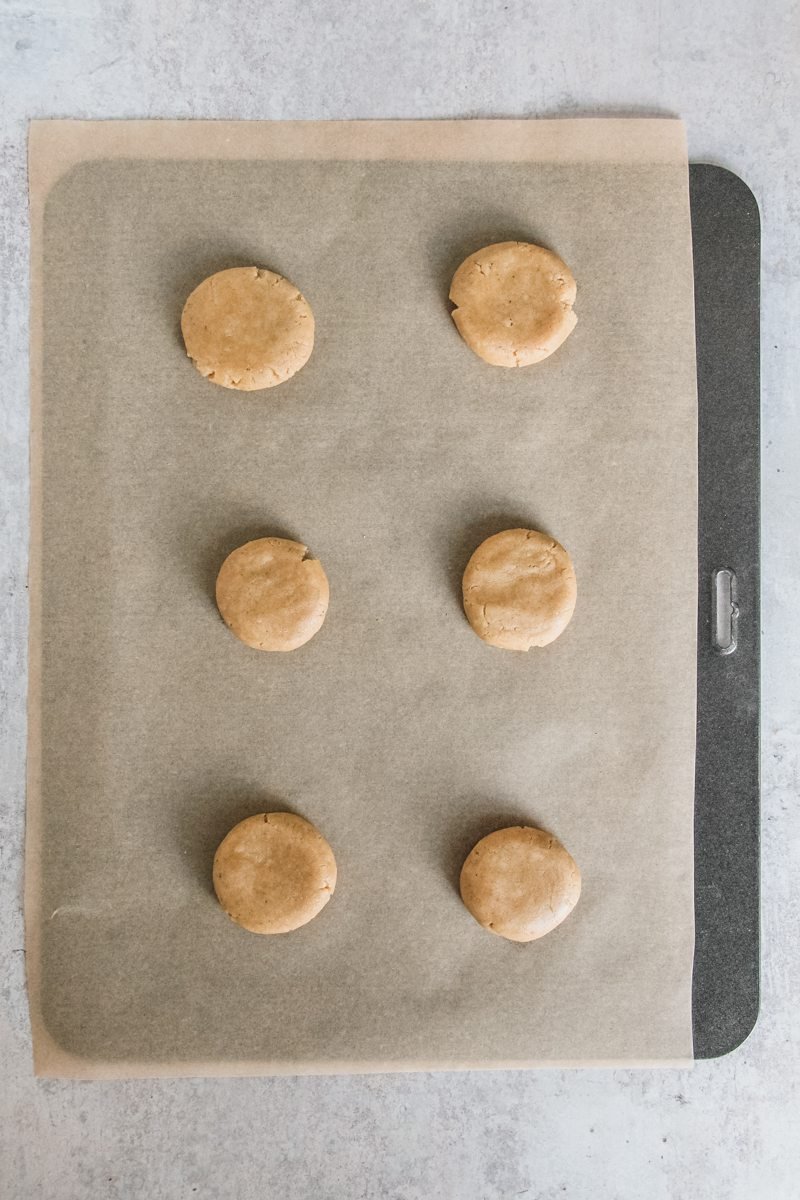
(690, 164), (761, 1058)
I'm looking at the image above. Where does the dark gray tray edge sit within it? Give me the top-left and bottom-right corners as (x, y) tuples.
(691, 163), (761, 1059)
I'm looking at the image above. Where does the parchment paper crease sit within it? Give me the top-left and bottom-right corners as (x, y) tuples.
(27, 120), (697, 1077)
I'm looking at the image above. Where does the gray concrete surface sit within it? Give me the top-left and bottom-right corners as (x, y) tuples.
(1, 2), (798, 1197)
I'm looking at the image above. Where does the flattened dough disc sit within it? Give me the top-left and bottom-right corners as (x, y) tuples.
(181, 266), (314, 390)
(462, 528), (577, 651)
(460, 825), (581, 943)
(450, 241), (576, 367)
(216, 537), (329, 652)
(213, 812), (337, 935)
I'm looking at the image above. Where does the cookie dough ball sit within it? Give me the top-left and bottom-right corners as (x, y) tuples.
(449, 241), (576, 367)
(213, 812), (337, 935)
(460, 825), (581, 943)
(216, 537), (329, 652)
(462, 528), (576, 651)
(181, 266), (314, 390)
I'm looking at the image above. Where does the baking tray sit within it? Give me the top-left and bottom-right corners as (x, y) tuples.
(26, 128), (747, 1073)
(690, 164), (760, 1058)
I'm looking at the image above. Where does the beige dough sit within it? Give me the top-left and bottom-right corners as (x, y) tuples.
(462, 528), (576, 651)
(460, 825), (581, 943)
(213, 812), (337, 935)
(181, 266), (314, 390)
(216, 537), (329, 652)
(450, 241), (577, 367)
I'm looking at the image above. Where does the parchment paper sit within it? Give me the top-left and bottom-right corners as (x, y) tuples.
(27, 120), (698, 1077)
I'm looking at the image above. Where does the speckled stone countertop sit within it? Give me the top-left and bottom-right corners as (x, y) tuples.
(1, 3), (797, 1197)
